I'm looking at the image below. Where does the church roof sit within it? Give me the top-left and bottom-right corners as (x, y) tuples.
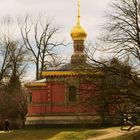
(42, 70), (101, 77)
(26, 78), (47, 87)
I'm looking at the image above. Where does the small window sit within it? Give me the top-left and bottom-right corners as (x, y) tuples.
(29, 92), (32, 103)
(69, 86), (77, 102)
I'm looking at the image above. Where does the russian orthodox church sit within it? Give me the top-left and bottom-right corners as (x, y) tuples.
(26, 0), (101, 126)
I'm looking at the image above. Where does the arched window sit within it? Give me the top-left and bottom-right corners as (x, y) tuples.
(69, 86), (77, 102)
(29, 92), (32, 103)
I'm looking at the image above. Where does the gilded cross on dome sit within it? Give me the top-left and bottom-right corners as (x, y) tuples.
(77, 0), (80, 25)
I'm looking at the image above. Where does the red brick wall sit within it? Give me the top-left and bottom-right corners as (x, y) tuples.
(27, 82), (98, 114)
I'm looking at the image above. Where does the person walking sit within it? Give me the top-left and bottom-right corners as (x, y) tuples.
(4, 119), (10, 131)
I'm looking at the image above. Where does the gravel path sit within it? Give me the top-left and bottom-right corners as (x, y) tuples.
(87, 126), (139, 140)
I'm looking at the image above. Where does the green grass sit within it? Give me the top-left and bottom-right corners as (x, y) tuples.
(0, 127), (139, 140)
(0, 128), (107, 140)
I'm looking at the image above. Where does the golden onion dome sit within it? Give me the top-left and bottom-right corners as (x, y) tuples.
(71, 23), (87, 41)
(71, 0), (87, 41)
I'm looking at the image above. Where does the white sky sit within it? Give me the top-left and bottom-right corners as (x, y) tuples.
(0, 0), (111, 41)
(0, 0), (111, 81)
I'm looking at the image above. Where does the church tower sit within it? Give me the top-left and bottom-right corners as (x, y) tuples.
(26, 0), (101, 127)
(71, 0), (87, 65)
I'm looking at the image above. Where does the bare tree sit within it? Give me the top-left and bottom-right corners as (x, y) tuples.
(0, 39), (12, 84)
(8, 41), (28, 78)
(0, 41), (28, 128)
(101, 0), (140, 61)
(20, 16), (64, 80)
(0, 16), (28, 128)
(80, 53), (140, 126)
(0, 17), (13, 84)
(83, 0), (140, 126)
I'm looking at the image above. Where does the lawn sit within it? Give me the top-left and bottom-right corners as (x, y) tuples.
(0, 128), (107, 140)
(0, 127), (139, 140)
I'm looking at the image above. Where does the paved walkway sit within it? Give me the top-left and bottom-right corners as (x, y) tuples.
(87, 126), (139, 140)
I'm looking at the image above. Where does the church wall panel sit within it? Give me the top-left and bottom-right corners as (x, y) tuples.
(51, 84), (65, 102)
(28, 106), (46, 114)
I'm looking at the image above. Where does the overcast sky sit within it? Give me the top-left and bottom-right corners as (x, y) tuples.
(0, 0), (111, 41)
(0, 0), (111, 81)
